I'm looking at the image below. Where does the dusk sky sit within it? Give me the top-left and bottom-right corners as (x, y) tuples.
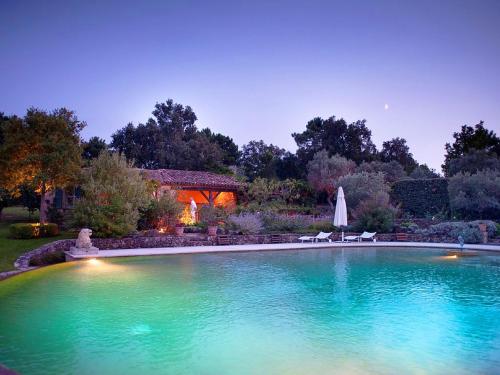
(1, 0), (499, 172)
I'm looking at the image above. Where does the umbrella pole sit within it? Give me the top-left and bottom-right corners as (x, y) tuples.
(342, 230), (344, 242)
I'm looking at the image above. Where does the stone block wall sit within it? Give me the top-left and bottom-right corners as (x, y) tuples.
(12, 232), (499, 273)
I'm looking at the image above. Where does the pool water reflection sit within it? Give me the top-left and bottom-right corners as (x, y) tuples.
(0, 247), (499, 374)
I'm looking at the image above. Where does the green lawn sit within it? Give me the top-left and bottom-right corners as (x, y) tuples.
(0, 207), (74, 272)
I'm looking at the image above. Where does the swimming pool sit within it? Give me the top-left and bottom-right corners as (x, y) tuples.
(1, 247), (499, 374)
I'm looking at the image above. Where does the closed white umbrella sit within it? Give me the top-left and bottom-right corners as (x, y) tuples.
(333, 186), (348, 242)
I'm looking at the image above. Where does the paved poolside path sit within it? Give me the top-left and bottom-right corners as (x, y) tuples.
(66, 241), (500, 260)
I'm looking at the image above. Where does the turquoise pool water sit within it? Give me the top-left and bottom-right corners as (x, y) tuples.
(0, 247), (499, 375)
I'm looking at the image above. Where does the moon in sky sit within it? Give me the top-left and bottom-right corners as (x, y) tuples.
(384, 104), (389, 110)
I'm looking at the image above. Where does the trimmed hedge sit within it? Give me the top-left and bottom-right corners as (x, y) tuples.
(391, 178), (449, 218)
(9, 223), (60, 239)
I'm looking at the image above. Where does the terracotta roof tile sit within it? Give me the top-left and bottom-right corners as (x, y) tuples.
(141, 169), (242, 191)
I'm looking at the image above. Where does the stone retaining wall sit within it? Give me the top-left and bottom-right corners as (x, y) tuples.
(14, 239), (76, 270)
(11, 232), (500, 273)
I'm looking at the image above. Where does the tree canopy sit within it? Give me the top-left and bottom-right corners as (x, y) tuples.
(239, 140), (286, 181)
(380, 137), (418, 173)
(0, 108), (84, 222)
(200, 128), (240, 166)
(110, 99), (238, 172)
(447, 149), (500, 176)
(306, 150), (356, 209)
(443, 121), (500, 176)
(82, 136), (108, 161)
(293, 116), (377, 167)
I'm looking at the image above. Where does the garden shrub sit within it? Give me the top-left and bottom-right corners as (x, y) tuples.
(417, 221), (488, 243)
(397, 221), (420, 233)
(352, 192), (397, 233)
(9, 223), (59, 239)
(39, 223), (59, 237)
(199, 205), (227, 226)
(261, 213), (309, 233)
(409, 164), (440, 179)
(391, 178), (449, 218)
(357, 160), (407, 184)
(448, 170), (500, 220)
(240, 178), (315, 210)
(447, 149), (500, 177)
(470, 220), (497, 237)
(9, 223), (37, 239)
(227, 213), (263, 234)
(138, 193), (183, 232)
(183, 224), (205, 233)
(72, 152), (149, 237)
(307, 221), (336, 233)
(353, 207), (395, 233)
(236, 202), (317, 215)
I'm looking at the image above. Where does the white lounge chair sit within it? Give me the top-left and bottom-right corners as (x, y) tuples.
(344, 235), (359, 242)
(298, 232), (332, 243)
(359, 231), (377, 242)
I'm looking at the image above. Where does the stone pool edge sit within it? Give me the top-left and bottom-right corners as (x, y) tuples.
(66, 241), (500, 260)
(2, 241), (499, 281)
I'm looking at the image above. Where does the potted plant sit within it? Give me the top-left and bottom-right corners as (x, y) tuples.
(175, 221), (185, 236)
(200, 205), (226, 236)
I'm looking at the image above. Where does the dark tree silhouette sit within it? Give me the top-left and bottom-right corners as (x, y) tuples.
(292, 116), (377, 167)
(380, 137), (418, 173)
(442, 122), (499, 176)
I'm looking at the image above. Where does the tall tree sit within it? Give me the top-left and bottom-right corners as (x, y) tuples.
(306, 150), (356, 210)
(82, 136), (108, 161)
(0, 108), (84, 222)
(276, 151), (303, 180)
(110, 99), (231, 172)
(443, 122), (499, 176)
(201, 128), (240, 166)
(293, 116), (377, 167)
(380, 137), (418, 173)
(152, 99), (198, 138)
(239, 140), (285, 181)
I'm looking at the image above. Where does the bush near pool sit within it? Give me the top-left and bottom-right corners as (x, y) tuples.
(9, 223), (60, 239)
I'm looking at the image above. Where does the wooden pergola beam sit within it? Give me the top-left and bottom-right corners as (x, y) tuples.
(199, 190), (222, 206)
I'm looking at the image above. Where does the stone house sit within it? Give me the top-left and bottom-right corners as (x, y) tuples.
(51, 169), (242, 224)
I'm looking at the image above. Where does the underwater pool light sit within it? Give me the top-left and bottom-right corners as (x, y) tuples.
(87, 258), (101, 265)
